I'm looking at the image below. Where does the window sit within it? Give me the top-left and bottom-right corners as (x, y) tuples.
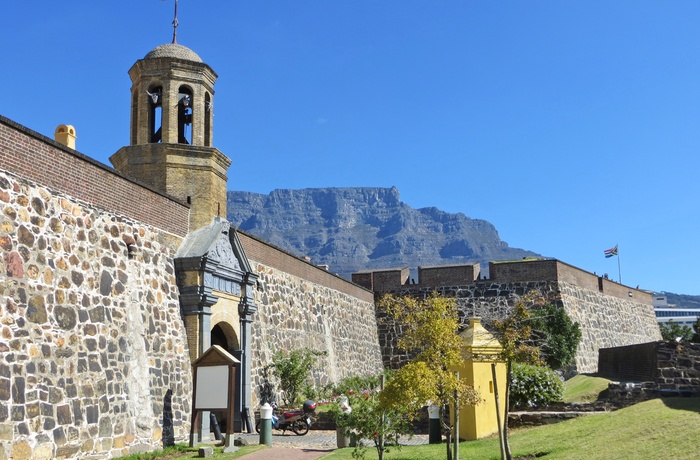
(148, 86), (163, 143)
(204, 92), (212, 146)
(178, 86), (193, 144)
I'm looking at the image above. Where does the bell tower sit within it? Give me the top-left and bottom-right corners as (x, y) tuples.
(110, 42), (231, 233)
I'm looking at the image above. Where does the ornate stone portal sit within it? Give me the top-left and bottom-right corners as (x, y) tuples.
(175, 218), (258, 437)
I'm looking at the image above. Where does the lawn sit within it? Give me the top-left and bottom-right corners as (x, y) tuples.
(562, 374), (611, 403)
(320, 397), (700, 460)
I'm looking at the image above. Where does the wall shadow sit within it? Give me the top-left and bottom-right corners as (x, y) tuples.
(163, 389), (174, 447)
(659, 395), (700, 414)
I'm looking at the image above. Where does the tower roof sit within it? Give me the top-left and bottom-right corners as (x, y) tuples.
(144, 43), (203, 63)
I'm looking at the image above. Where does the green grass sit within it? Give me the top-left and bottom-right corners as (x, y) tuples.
(113, 443), (266, 460)
(320, 397), (700, 460)
(562, 374), (611, 403)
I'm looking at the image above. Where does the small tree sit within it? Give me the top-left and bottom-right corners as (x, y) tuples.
(492, 295), (545, 460)
(330, 372), (412, 460)
(659, 320), (694, 343)
(693, 318), (700, 343)
(378, 293), (481, 460)
(270, 348), (325, 407)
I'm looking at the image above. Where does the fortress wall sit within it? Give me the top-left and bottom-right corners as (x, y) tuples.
(248, 258), (383, 406)
(0, 170), (192, 459)
(558, 280), (661, 373)
(372, 272), (660, 373)
(375, 280), (559, 369)
(0, 116), (189, 237)
(352, 267), (408, 291)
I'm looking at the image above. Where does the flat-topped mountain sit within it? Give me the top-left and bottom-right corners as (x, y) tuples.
(227, 186), (539, 278)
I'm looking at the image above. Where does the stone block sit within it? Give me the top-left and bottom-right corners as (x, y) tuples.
(198, 446), (214, 457)
(113, 436), (125, 449)
(11, 440), (31, 460)
(33, 443), (54, 460)
(0, 425), (12, 441)
(56, 445), (80, 460)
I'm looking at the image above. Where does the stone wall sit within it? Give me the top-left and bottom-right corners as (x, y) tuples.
(656, 342), (700, 393)
(559, 281), (661, 372)
(365, 260), (661, 374)
(0, 168), (193, 459)
(240, 234), (383, 406)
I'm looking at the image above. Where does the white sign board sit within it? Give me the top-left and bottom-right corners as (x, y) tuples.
(195, 365), (229, 409)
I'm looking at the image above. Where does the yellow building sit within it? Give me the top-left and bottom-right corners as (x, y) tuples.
(454, 318), (507, 440)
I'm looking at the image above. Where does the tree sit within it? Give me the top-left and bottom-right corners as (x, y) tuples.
(377, 293), (481, 460)
(693, 318), (700, 343)
(493, 299), (537, 460)
(269, 348), (325, 407)
(659, 320), (694, 343)
(528, 302), (582, 370)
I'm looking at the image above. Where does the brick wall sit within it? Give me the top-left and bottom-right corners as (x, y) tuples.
(488, 259), (559, 283)
(0, 116), (189, 237)
(419, 263), (479, 287)
(237, 230), (374, 302)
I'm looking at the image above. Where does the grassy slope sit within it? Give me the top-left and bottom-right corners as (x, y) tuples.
(562, 374), (611, 403)
(322, 398), (700, 460)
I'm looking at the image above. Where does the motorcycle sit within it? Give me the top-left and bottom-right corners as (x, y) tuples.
(256, 400), (316, 436)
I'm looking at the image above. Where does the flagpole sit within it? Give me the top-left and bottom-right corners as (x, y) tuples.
(617, 247), (622, 284)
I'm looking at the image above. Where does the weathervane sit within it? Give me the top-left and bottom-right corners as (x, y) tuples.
(171, 0), (179, 44)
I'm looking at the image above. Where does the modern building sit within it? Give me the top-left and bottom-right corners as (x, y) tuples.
(653, 295), (700, 327)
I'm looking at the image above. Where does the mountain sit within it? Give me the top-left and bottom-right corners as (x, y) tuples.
(659, 292), (700, 309)
(226, 186), (539, 279)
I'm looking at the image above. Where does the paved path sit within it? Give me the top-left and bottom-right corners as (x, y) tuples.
(233, 429), (429, 459)
(236, 446), (334, 460)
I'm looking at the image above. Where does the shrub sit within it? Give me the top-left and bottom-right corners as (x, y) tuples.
(509, 363), (563, 409)
(659, 320), (694, 343)
(269, 348), (326, 407)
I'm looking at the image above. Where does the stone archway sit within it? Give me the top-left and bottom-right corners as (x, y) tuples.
(210, 320), (241, 433)
(175, 220), (258, 437)
(211, 321), (240, 353)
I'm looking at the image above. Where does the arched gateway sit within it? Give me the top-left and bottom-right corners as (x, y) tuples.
(174, 219), (258, 435)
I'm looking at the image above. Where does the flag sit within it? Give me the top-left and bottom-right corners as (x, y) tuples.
(604, 245), (618, 258)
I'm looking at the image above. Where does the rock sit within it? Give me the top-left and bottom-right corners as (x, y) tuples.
(198, 446), (214, 457)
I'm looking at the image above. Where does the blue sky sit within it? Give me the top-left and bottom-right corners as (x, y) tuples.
(4, 1), (699, 295)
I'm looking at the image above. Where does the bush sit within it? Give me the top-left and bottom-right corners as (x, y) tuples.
(509, 363), (563, 409)
(269, 348), (326, 407)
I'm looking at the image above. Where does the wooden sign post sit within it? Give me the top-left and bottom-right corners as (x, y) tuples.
(190, 345), (241, 453)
